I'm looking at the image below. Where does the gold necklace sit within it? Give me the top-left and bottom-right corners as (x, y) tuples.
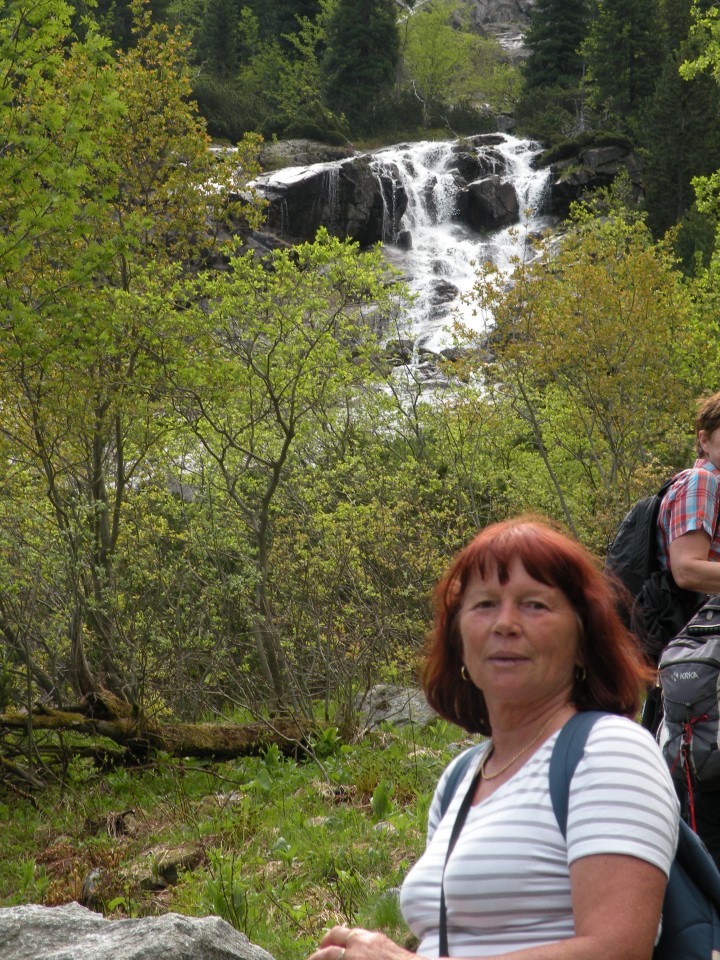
(479, 704), (571, 781)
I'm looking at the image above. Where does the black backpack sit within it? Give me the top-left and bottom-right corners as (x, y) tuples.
(605, 472), (703, 663)
(659, 596), (720, 787)
(605, 477), (677, 598)
(439, 712), (720, 959)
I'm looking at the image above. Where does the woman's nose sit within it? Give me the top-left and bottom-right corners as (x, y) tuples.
(492, 598), (520, 632)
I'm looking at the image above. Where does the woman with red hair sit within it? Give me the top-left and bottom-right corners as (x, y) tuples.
(310, 516), (679, 960)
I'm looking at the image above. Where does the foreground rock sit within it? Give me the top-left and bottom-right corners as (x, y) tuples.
(0, 902), (275, 960)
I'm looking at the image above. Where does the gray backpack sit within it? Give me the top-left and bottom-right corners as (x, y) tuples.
(658, 596), (720, 785)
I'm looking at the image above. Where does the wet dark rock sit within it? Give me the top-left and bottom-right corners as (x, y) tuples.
(454, 175), (520, 230)
(257, 155), (408, 247)
(430, 280), (460, 305)
(384, 338), (414, 365)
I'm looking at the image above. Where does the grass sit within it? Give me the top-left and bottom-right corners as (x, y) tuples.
(0, 719), (472, 960)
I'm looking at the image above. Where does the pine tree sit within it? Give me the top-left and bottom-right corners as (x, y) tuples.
(246, 0), (321, 46)
(584, 0), (663, 125)
(196, 0), (241, 78)
(85, 0), (172, 47)
(640, 0), (720, 237)
(321, 0), (399, 130)
(523, 0), (592, 91)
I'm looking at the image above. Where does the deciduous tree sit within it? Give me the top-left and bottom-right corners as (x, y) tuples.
(0, 0), (261, 702)
(459, 207), (703, 549)
(170, 232), (401, 707)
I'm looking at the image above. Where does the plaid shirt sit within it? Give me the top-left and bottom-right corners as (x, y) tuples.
(657, 458), (720, 568)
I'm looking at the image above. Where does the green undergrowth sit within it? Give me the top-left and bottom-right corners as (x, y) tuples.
(0, 720), (472, 960)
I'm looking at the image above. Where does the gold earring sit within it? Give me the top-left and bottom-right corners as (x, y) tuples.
(461, 665), (470, 682)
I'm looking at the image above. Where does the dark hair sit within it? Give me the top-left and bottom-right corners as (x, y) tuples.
(423, 515), (654, 734)
(696, 392), (720, 455)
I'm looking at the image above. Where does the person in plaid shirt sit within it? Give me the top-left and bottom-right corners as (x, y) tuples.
(656, 390), (720, 868)
(658, 394), (720, 584)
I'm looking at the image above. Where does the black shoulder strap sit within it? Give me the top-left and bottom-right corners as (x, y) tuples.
(439, 760), (481, 956)
(440, 745), (484, 818)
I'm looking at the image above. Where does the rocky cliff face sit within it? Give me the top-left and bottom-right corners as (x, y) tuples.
(541, 142), (644, 213)
(460, 0), (534, 22)
(257, 155), (408, 247)
(253, 134), (538, 249)
(454, 0), (534, 57)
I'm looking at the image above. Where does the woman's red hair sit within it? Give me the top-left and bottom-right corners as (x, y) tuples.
(423, 515), (654, 734)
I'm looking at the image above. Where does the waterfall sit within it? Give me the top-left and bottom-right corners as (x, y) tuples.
(251, 134), (554, 361)
(324, 166), (341, 234)
(371, 134), (553, 355)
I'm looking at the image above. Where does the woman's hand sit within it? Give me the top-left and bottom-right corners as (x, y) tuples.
(308, 924), (415, 960)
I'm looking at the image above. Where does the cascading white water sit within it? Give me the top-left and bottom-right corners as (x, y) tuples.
(372, 134), (553, 354)
(252, 134), (554, 363)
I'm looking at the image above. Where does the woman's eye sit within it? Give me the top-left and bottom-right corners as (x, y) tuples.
(524, 600), (548, 610)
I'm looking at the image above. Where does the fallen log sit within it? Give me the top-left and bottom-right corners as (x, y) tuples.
(0, 705), (314, 762)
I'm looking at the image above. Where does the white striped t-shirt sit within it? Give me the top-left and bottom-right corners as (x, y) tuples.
(400, 714), (679, 957)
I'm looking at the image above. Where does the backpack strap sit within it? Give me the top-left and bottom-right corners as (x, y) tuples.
(549, 710), (606, 835)
(439, 744), (484, 818)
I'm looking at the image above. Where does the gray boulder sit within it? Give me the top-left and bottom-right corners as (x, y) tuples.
(0, 902), (275, 960)
(355, 684), (438, 730)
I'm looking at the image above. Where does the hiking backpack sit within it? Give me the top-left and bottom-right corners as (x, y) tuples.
(605, 472), (703, 663)
(658, 595), (720, 788)
(439, 711), (720, 960)
(605, 476), (678, 598)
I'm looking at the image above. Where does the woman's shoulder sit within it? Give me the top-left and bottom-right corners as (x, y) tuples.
(578, 713), (674, 780)
(584, 712), (654, 735)
(437, 741), (486, 792)
(583, 712), (664, 750)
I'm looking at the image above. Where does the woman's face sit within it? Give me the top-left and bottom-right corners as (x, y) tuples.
(457, 556), (581, 711)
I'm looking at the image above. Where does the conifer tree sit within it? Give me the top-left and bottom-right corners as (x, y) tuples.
(638, 0), (720, 238)
(196, 0), (241, 77)
(523, 0), (591, 91)
(245, 0), (321, 46)
(583, 0), (663, 125)
(642, 50), (720, 237)
(321, 0), (399, 130)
